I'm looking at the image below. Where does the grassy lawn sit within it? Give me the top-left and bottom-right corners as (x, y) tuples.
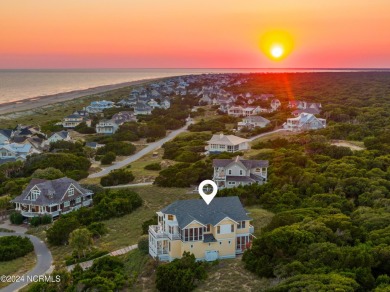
(247, 207), (274, 237)
(95, 186), (196, 251)
(0, 252), (36, 289)
(196, 258), (271, 292)
(27, 185), (196, 267)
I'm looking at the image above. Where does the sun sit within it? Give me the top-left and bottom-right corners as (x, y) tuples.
(260, 30), (294, 61)
(271, 46), (284, 59)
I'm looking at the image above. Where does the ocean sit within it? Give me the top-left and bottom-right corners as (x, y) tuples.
(0, 68), (388, 105)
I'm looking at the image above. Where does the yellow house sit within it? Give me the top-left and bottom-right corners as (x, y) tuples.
(148, 196), (254, 262)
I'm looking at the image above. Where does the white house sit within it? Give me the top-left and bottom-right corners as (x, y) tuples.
(237, 116), (270, 131)
(284, 112), (326, 132)
(206, 134), (250, 154)
(212, 156), (269, 189)
(227, 106), (262, 117)
(44, 131), (71, 146)
(95, 120), (119, 134)
(62, 114), (91, 129)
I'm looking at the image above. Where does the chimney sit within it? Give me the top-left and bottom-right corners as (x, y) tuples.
(219, 133), (224, 139)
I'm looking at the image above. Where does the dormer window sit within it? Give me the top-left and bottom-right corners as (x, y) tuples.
(31, 189), (40, 201)
(68, 187), (74, 196)
(168, 214), (174, 221)
(255, 168), (261, 173)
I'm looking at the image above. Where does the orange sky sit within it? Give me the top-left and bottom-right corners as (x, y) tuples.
(1, 0), (390, 68)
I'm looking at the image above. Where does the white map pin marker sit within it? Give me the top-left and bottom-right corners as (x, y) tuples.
(198, 180), (218, 205)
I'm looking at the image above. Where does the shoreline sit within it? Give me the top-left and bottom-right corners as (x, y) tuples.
(0, 77), (163, 115)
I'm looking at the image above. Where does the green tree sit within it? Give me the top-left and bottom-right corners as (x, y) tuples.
(69, 228), (93, 258)
(32, 167), (64, 180)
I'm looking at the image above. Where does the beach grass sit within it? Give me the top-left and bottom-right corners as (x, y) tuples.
(0, 252), (36, 289)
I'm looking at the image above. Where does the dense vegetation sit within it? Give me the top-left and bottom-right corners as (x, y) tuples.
(0, 236), (34, 261)
(155, 252), (208, 292)
(47, 189), (142, 245)
(28, 256), (128, 291)
(209, 73), (390, 291)
(100, 169), (135, 186)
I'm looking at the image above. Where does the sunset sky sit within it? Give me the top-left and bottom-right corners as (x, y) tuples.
(1, 0), (390, 68)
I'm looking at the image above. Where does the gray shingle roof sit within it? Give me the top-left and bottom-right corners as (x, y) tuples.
(160, 196), (250, 229)
(0, 129), (13, 139)
(213, 156), (269, 169)
(11, 177), (93, 206)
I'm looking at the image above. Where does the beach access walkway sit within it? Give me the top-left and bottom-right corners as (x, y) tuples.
(66, 244), (138, 272)
(89, 121), (192, 178)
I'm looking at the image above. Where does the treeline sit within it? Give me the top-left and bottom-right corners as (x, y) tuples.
(213, 133), (390, 290)
(47, 188), (142, 245)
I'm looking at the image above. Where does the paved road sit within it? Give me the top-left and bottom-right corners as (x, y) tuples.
(0, 232), (53, 292)
(248, 128), (289, 142)
(89, 121), (191, 178)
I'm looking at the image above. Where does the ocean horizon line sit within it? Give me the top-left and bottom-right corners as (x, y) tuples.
(1, 67), (390, 71)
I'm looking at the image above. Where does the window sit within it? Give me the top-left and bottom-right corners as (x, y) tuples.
(30, 189), (40, 201)
(168, 242), (171, 252)
(228, 241), (231, 245)
(68, 187), (74, 196)
(76, 197), (81, 204)
(182, 227), (203, 242)
(217, 226), (220, 234)
(239, 169), (243, 175)
(64, 201), (70, 207)
(169, 226), (174, 234)
(231, 224), (234, 232)
(168, 214), (174, 220)
(238, 221), (246, 229)
(228, 181), (236, 185)
(219, 241), (222, 245)
(228, 169), (232, 175)
(191, 244), (193, 248)
(206, 224), (211, 232)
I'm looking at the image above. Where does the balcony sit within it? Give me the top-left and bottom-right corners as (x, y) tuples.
(149, 225), (181, 240)
(149, 225), (168, 239)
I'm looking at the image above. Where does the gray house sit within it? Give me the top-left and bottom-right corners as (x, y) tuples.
(12, 177), (93, 218)
(212, 156), (268, 189)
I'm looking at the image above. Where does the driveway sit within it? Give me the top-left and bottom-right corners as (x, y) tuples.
(0, 232), (53, 292)
(89, 121), (191, 178)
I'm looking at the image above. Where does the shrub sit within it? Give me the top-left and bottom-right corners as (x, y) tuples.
(74, 122), (95, 134)
(100, 169), (134, 186)
(144, 163), (161, 171)
(29, 215), (52, 227)
(87, 222), (108, 238)
(156, 252), (207, 291)
(138, 235), (149, 254)
(101, 152), (116, 165)
(0, 236), (34, 261)
(10, 211), (23, 225)
(97, 142), (136, 156)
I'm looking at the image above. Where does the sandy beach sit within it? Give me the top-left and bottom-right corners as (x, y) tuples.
(0, 77), (160, 115)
